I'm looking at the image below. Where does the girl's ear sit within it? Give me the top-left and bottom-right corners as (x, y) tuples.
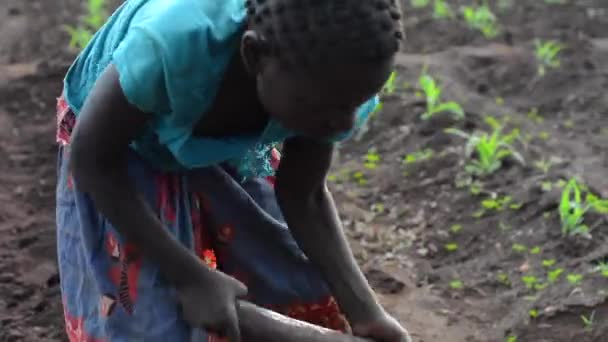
(240, 30), (270, 76)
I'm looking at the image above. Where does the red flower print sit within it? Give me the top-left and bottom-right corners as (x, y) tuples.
(104, 233), (143, 315)
(63, 303), (106, 342)
(202, 249), (217, 269)
(269, 296), (350, 333)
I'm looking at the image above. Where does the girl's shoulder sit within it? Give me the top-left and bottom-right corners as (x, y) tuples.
(111, 0), (246, 114)
(131, 0), (246, 40)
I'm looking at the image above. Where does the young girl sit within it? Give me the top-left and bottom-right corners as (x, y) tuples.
(56, 0), (409, 341)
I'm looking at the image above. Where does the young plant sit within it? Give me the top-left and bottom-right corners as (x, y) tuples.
(547, 268), (564, 283)
(432, 0), (454, 19)
(581, 311), (595, 331)
(521, 275), (545, 291)
(410, 0), (430, 8)
(446, 117), (524, 176)
(512, 244), (528, 253)
(595, 262), (608, 278)
(535, 39), (564, 76)
(403, 149), (434, 165)
(567, 273), (583, 285)
(64, 0), (108, 50)
(382, 71), (398, 95)
(364, 149), (381, 170)
(450, 224), (463, 234)
(559, 178), (608, 237)
(461, 2), (500, 38)
(497, 272), (511, 286)
(445, 243), (459, 252)
(418, 70), (465, 120)
(450, 280), (464, 290)
(542, 259), (556, 268)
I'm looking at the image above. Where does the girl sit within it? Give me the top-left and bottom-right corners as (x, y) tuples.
(56, 0), (410, 341)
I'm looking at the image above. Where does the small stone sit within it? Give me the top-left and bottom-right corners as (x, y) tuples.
(416, 247), (429, 257)
(0, 272), (15, 283)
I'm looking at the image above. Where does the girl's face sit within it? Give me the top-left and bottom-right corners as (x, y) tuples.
(255, 58), (393, 139)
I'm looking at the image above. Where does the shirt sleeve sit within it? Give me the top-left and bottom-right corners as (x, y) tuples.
(112, 27), (170, 114)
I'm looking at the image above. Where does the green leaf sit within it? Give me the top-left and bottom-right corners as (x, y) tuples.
(432, 101), (465, 119)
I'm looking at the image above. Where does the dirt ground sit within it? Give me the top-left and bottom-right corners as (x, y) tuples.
(1, 0), (607, 341)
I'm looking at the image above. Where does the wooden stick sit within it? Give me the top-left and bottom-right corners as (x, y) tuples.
(237, 300), (373, 342)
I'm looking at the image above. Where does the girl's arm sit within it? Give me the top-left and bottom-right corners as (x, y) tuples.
(274, 136), (383, 324)
(70, 66), (248, 342)
(70, 64), (206, 286)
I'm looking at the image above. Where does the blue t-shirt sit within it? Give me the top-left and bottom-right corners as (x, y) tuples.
(64, 0), (379, 178)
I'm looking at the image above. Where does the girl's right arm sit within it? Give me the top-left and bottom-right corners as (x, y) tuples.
(69, 64), (247, 341)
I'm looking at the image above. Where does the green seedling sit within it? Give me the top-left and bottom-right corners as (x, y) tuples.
(512, 244), (528, 253)
(534, 158), (553, 174)
(461, 2), (500, 38)
(542, 259), (556, 268)
(535, 39), (564, 76)
(64, 0), (107, 50)
(371, 203), (385, 214)
(445, 243), (459, 252)
(538, 131), (550, 140)
(530, 246), (541, 255)
(382, 71), (398, 95)
(410, 0), (430, 8)
(476, 195), (521, 216)
(529, 309), (539, 318)
(595, 262), (608, 278)
(505, 336), (518, 342)
(581, 311), (595, 331)
(446, 117), (524, 176)
(418, 70), (464, 120)
(522, 276), (547, 291)
(541, 181), (553, 192)
(450, 224), (463, 234)
(450, 280), (464, 290)
(469, 181), (483, 195)
(559, 178), (608, 237)
(481, 195), (512, 211)
(497, 272), (511, 286)
(403, 149), (434, 165)
(547, 268), (564, 283)
(563, 119), (574, 128)
(527, 107), (544, 123)
(567, 273), (583, 285)
(352, 171), (368, 186)
(432, 0), (454, 19)
(364, 149), (381, 170)
(545, 0), (567, 4)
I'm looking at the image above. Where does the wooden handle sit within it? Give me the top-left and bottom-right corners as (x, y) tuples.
(237, 300), (373, 342)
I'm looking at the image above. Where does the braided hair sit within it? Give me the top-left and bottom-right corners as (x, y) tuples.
(245, 0), (403, 69)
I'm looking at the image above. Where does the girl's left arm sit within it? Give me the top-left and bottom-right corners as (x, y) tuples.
(275, 136), (384, 324)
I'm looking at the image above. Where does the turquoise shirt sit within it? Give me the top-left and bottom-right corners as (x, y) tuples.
(64, 0), (379, 178)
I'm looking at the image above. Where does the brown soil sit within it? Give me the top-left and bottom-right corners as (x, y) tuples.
(1, 1), (607, 342)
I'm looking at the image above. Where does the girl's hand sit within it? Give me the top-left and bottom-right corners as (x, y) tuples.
(351, 311), (412, 342)
(176, 268), (248, 341)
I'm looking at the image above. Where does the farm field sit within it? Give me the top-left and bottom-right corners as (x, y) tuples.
(0, 1), (607, 341)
